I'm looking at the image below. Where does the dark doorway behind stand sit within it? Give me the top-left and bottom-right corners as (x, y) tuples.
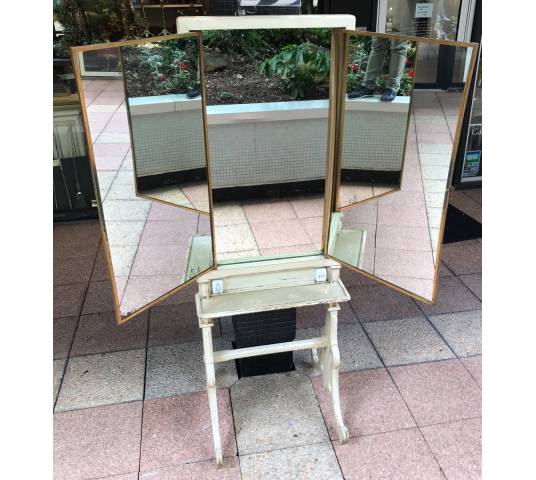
(232, 308), (297, 378)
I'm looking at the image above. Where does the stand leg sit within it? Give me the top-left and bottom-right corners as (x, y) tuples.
(202, 323), (223, 466)
(319, 303), (349, 443)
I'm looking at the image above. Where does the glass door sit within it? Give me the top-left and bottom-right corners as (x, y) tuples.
(377, 0), (476, 87)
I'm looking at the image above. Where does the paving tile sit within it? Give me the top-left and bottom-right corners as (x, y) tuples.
(145, 339), (237, 399)
(340, 266), (377, 287)
(54, 254), (96, 286)
(250, 219), (311, 249)
(289, 195), (325, 218)
(295, 323), (382, 375)
(54, 401), (142, 480)
(215, 223), (258, 253)
(158, 280), (198, 306)
(102, 199), (151, 221)
(380, 275), (434, 301)
(82, 280), (115, 315)
(441, 242), (481, 275)
(334, 428), (443, 480)
(421, 418), (481, 480)
(363, 316), (454, 366)
(440, 262), (454, 276)
(461, 355), (482, 387)
(231, 371), (329, 455)
(341, 201), (378, 224)
(375, 225), (433, 252)
(140, 218), (198, 246)
(56, 349), (145, 412)
(243, 199), (297, 223)
(54, 359), (66, 405)
(148, 201), (196, 221)
(389, 359), (481, 426)
(54, 236), (101, 260)
(90, 244), (111, 282)
(299, 217), (324, 246)
(313, 368), (415, 439)
(296, 302), (358, 329)
(71, 311), (148, 356)
(54, 283), (87, 318)
(109, 245), (137, 276)
(120, 275), (187, 315)
(54, 316), (79, 359)
(131, 244), (188, 277)
(240, 443), (343, 480)
(429, 310), (481, 357)
(140, 457), (241, 480)
(374, 248), (435, 280)
(105, 220), (145, 246)
(53, 220), (101, 247)
(93, 142), (130, 158)
(93, 473), (139, 480)
(260, 244), (317, 257)
(140, 390), (237, 471)
(459, 273), (482, 300)
(148, 302), (206, 347)
(420, 276), (481, 315)
(348, 284), (424, 322)
(377, 202), (429, 228)
(213, 204), (248, 226)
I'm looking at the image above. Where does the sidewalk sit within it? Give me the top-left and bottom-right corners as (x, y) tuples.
(53, 216), (481, 479)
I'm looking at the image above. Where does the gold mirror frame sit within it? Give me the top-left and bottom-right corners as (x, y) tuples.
(71, 33), (217, 324)
(70, 30), (479, 323)
(324, 30), (480, 304)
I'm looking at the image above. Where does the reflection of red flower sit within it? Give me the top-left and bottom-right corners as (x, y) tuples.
(407, 70), (414, 78)
(179, 62), (188, 69)
(351, 63), (359, 73)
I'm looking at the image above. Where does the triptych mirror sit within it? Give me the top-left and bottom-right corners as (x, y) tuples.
(72, 28), (477, 323)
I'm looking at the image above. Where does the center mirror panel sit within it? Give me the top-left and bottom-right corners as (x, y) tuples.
(328, 32), (476, 302)
(75, 35), (214, 324)
(202, 29), (333, 263)
(339, 35), (417, 208)
(121, 37), (210, 213)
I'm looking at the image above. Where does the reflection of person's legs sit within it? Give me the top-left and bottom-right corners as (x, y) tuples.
(363, 37), (390, 91)
(386, 40), (407, 93)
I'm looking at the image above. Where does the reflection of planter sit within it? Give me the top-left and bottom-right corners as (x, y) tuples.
(128, 95), (410, 189)
(128, 94), (205, 179)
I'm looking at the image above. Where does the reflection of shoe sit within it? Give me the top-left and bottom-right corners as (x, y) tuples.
(348, 86), (374, 99)
(186, 86), (200, 98)
(381, 88), (397, 102)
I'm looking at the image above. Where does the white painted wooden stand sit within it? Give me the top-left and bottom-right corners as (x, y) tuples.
(195, 255), (351, 465)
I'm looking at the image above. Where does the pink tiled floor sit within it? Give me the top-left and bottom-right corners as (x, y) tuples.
(54, 81), (481, 479)
(54, 215), (481, 479)
(336, 91), (463, 301)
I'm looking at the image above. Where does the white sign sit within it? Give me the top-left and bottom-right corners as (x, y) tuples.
(415, 3), (434, 18)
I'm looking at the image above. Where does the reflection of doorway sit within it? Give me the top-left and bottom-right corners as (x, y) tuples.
(376, 0), (476, 88)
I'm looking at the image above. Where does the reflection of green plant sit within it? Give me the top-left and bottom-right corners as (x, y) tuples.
(202, 28), (332, 61)
(122, 39), (199, 97)
(53, 0), (140, 58)
(259, 43), (330, 100)
(219, 91), (235, 101)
